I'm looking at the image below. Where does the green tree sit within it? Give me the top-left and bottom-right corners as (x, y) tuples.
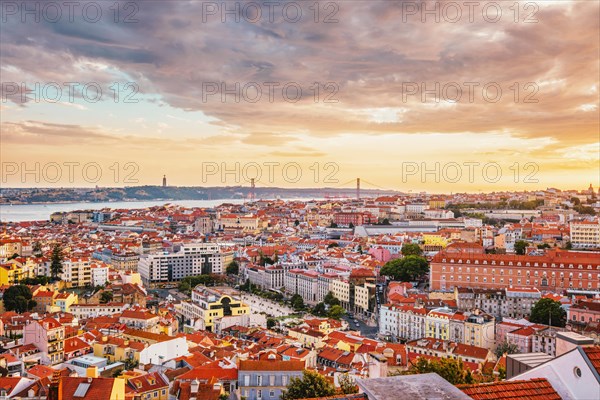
(100, 291), (114, 304)
(405, 357), (474, 385)
(564, 241), (573, 250)
(401, 243), (423, 257)
(312, 302), (327, 317)
(226, 260), (239, 276)
(294, 220), (300, 226)
(495, 341), (520, 358)
(324, 291), (340, 307)
(529, 298), (566, 327)
(267, 318), (277, 329)
(3, 285), (36, 313)
(380, 256), (429, 282)
(327, 242), (339, 249)
(290, 294), (305, 311)
(348, 222), (355, 229)
(514, 240), (528, 255)
(281, 370), (336, 400)
(329, 222), (338, 228)
(50, 243), (64, 279)
(328, 305), (346, 320)
(338, 373), (358, 394)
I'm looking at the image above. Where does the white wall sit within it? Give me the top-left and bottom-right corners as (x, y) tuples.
(139, 337), (188, 365)
(511, 348), (600, 400)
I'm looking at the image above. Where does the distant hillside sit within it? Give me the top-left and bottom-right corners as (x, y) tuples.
(0, 186), (402, 204)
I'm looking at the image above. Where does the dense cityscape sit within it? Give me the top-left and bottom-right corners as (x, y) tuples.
(2, 0), (599, 398)
(0, 186), (599, 399)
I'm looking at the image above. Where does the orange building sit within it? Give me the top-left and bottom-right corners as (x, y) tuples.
(430, 243), (600, 291)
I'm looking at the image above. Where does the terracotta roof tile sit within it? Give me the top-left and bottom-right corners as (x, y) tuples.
(459, 378), (561, 400)
(583, 346), (600, 375)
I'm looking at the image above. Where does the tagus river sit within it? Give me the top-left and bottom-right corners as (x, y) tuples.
(0, 199), (253, 222)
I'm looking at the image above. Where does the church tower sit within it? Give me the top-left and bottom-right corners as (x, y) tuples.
(162, 175), (167, 187)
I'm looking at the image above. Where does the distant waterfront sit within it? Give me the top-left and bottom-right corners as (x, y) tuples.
(0, 199), (250, 222)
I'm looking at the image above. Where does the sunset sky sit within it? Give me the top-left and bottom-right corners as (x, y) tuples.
(1, 0), (599, 192)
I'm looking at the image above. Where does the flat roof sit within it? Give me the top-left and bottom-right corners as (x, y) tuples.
(508, 352), (554, 367)
(357, 373), (470, 400)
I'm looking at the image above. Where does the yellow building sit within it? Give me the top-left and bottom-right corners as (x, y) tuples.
(183, 287), (250, 332)
(93, 336), (145, 363)
(425, 309), (452, 340)
(52, 292), (79, 313)
(423, 234), (449, 251)
(0, 263), (22, 285)
(428, 199), (447, 209)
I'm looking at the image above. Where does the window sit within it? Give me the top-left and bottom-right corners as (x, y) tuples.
(270, 390), (276, 398)
(258, 389), (263, 399)
(282, 376), (288, 386)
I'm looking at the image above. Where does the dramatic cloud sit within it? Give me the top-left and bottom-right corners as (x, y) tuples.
(1, 0), (598, 189)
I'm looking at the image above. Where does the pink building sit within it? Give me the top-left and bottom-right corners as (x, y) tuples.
(568, 301), (600, 325)
(369, 247), (392, 263)
(506, 326), (536, 353)
(23, 317), (65, 365)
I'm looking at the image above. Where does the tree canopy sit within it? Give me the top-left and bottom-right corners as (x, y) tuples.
(311, 302), (327, 317)
(495, 341), (520, 358)
(290, 294), (305, 311)
(100, 291), (114, 304)
(401, 243), (423, 257)
(405, 357), (474, 385)
(529, 298), (566, 327)
(226, 260), (239, 275)
(514, 240), (528, 255)
(3, 285), (36, 313)
(281, 370), (336, 400)
(380, 255), (429, 281)
(324, 291), (340, 307)
(50, 243), (64, 279)
(327, 305), (346, 320)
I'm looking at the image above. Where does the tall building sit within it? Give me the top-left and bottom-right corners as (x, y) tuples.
(23, 317), (65, 365)
(162, 175), (167, 187)
(569, 220), (600, 249)
(138, 243), (232, 285)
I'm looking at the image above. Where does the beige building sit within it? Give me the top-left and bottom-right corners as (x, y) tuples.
(570, 220), (600, 249)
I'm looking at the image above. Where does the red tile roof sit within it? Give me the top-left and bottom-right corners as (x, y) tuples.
(582, 346), (600, 375)
(238, 359), (305, 371)
(459, 378), (561, 400)
(59, 376), (116, 400)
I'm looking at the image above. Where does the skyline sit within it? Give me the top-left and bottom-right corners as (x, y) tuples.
(1, 0), (599, 191)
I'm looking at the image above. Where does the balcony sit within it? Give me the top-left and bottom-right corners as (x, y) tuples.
(48, 345), (62, 354)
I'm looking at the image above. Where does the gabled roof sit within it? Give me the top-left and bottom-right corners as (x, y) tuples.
(459, 378), (561, 400)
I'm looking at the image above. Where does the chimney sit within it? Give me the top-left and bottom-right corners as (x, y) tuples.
(86, 366), (99, 378)
(190, 379), (200, 394)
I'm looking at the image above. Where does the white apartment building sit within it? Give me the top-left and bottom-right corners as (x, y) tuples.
(247, 265), (285, 290)
(138, 243), (232, 284)
(91, 264), (109, 287)
(570, 220), (600, 249)
(62, 258), (92, 288)
(70, 303), (128, 320)
(284, 269), (319, 304)
(379, 304), (427, 341)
